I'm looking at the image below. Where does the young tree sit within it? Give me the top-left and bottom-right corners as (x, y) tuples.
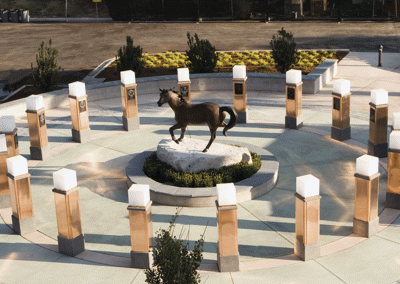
(186, 32), (218, 73)
(145, 210), (207, 284)
(31, 39), (62, 92)
(116, 36), (144, 77)
(270, 28), (298, 73)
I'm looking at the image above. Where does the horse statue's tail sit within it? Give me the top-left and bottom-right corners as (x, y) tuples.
(220, 106), (238, 136)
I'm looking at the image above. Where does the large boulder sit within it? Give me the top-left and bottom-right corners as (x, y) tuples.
(156, 138), (252, 173)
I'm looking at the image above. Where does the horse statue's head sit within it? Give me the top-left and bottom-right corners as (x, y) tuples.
(157, 88), (178, 107)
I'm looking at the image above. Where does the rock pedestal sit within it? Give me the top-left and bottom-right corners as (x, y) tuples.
(156, 138), (252, 173)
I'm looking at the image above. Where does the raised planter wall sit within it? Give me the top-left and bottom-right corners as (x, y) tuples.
(0, 59), (337, 118)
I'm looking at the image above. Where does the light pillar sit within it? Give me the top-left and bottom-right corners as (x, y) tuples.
(7, 155), (36, 235)
(233, 65), (247, 124)
(331, 79), (351, 141)
(177, 68), (191, 104)
(295, 174), (321, 261)
(386, 131), (400, 209)
(392, 112), (400, 131)
(285, 69), (303, 129)
(128, 184), (153, 269)
(0, 116), (19, 157)
(26, 95), (50, 160)
(68, 82), (90, 143)
(121, 70), (140, 131)
(353, 155), (380, 237)
(52, 168), (85, 256)
(216, 183), (239, 272)
(368, 89), (388, 158)
(0, 134), (10, 208)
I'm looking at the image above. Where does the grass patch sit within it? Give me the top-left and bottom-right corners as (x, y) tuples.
(143, 151), (261, 188)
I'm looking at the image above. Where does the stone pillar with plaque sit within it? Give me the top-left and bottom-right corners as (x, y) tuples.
(127, 184), (153, 269)
(386, 131), (400, 209)
(121, 70), (140, 131)
(0, 134), (10, 208)
(0, 116), (19, 157)
(53, 168), (85, 256)
(353, 155), (380, 238)
(368, 89), (388, 158)
(26, 95), (50, 160)
(68, 82), (90, 143)
(295, 174), (321, 261)
(285, 69), (303, 129)
(177, 68), (191, 104)
(7, 155), (36, 236)
(216, 183), (240, 272)
(233, 65), (247, 124)
(331, 79), (351, 141)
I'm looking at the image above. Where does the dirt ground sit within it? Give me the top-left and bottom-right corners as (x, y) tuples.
(1, 21), (400, 83)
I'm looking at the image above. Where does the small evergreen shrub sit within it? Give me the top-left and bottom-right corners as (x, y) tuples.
(31, 39), (62, 93)
(270, 28), (298, 73)
(116, 36), (144, 77)
(143, 150), (262, 188)
(145, 210), (206, 284)
(186, 32), (218, 73)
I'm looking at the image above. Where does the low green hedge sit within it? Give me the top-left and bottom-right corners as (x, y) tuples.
(143, 151), (261, 188)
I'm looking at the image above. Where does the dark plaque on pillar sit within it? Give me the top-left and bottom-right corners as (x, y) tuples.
(287, 87), (295, 100)
(234, 83), (243, 95)
(333, 97), (340, 111)
(39, 113), (46, 127)
(127, 89), (136, 100)
(14, 133), (18, 149)
(370, 108), (375, 123)
(180, 86), (189, 97)
(79, 100), (87, 112)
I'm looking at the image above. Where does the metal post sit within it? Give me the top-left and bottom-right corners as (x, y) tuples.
(65, 0), (68, 20)
(96, 2), (98, 20)
(231, 0), (234, 20)
(378, 45), (383, 67)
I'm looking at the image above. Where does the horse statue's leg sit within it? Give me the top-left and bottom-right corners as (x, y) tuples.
(169, 123), (183, 144)
(177, 127), (186, 142)
(202, 128), (217, 152)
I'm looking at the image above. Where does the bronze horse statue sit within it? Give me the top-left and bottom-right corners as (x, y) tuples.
(157, 89), (238, 152)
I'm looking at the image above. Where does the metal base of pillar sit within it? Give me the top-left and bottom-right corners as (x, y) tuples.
(0, 194), (11, 209)
(123, 116), (140, 131)
(331, 126), (351, 141)
(72, 128), (91, 143)
(368, 141), (388, 158)
(353, 217), (379, 238)
(58, 234), (85, 256)
(237, 111), (247, 124)
(386, 192), (400, 209)
(285, 115), (303, 130)
(217, 251), (240, 272)
(294, 239), (320, 261)
(30, 144), (51, 160)
(12, 215), (36, 235)
(131, 250), (153, 269)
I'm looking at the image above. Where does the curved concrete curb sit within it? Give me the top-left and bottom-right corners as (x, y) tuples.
(126, 140), (279, 207)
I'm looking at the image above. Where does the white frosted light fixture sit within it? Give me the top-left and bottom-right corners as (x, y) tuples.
(121, 70), (136, 85)
(53, 168), (78, 191)
(177, 68), (190, 82)
(370, 89), (388, 105)
(296, 174), (320, 198)
(128, 184), (150, 206)
(389, 131), (400, 150)
(68, 82), (86, 98)
(0, 134), (7, 152)
(216, 183), (236, 206)
(356, 154), (379, 176)
(393, 112), (400, 130)
(0, 116), (16, 132)
(26, 95), (44, 111)
(333, 79), (350, 95)
(233, 65), (246, 79)
(286, 69), (302, 84)
(6, 155), (28, 177)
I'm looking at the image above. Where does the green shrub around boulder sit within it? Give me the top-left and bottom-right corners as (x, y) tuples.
(143, 151), (261, 188)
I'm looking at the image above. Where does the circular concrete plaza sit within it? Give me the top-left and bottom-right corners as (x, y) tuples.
(1, 52), (400, 283)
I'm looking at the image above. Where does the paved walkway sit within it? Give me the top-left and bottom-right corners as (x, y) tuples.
(1, 52), (400, 283)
